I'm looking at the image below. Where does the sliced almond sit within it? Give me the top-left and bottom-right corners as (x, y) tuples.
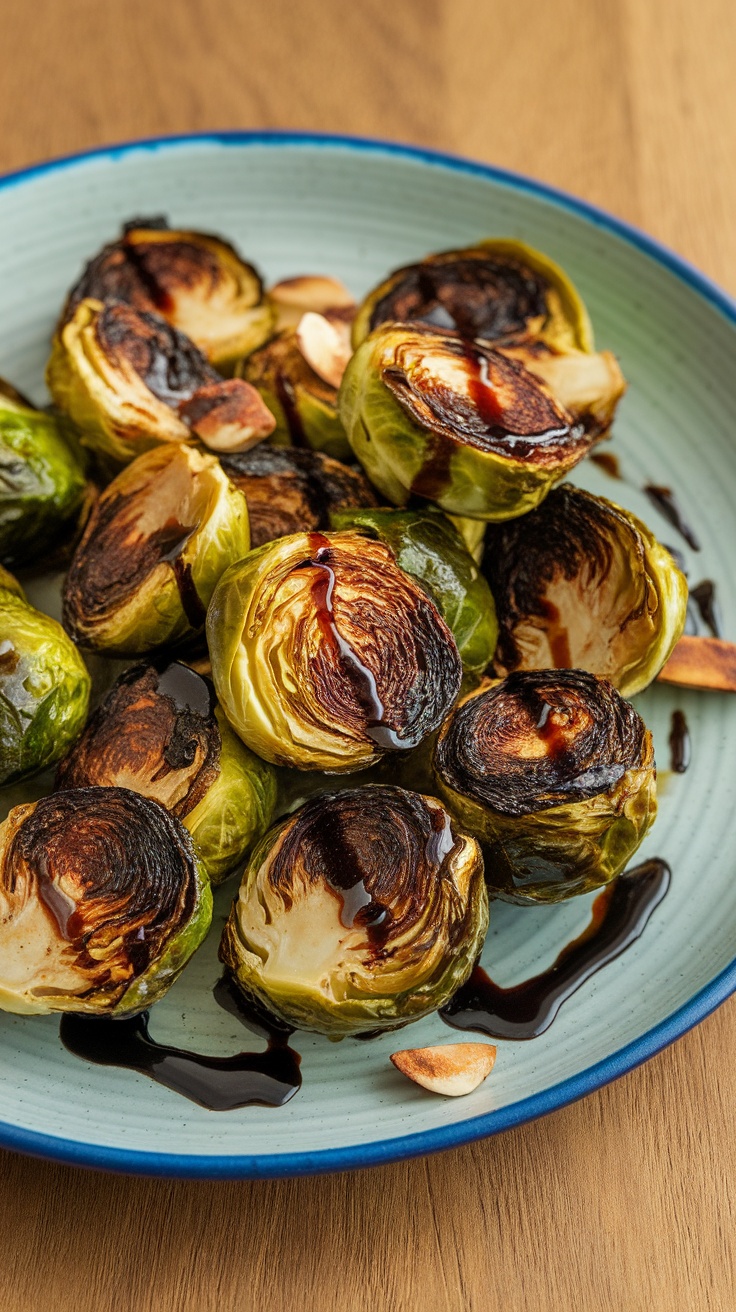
(390, 1043), (496, 1097)
(179, 378), (276, 453)
(295, 311), (352, 389)
(269, 275), (355, 331)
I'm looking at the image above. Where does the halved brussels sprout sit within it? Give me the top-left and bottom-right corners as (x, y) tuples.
(220, 444), (378, 549)
(220, 784), (488, 1037)
(498, 338), (625, 441)
(60, 217), (273, 369)
(242, 324), (351, 459)
(352, 239), (593, 352)
(434, 670), (657, 904)
(329, 506), (498, 674)
(1, 588), (90, 787)
(0, 386), (88, 567)
(267, 274), (355, 333)
(47, 299), (275, 467)
(55, 660), (277, 883)
(207, 530), (462, 772)
(482, 485), (688, 696)
(339, 323), (593, 520)
(0, 786), (211, 1015)
(63, 442), (250, 655)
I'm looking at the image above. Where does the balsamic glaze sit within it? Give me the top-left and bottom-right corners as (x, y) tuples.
(689, 580), (722, 639)
(643, 486), (701, 551)
(439, 859), (670, 1040)
(669, 711), (691, 773)
(60, 977), (302, 1111)
(304, 532), (414, 750)
(590, 451), (622, 479)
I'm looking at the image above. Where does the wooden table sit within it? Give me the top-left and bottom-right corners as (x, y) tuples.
(2, 2), (735, 1308)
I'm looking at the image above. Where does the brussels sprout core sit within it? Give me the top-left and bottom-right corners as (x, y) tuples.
(220, 785), (488, 1037)
(340, 324), (592, 520)
(220, 445), (378, 548)
(60, 218), (273, 368)
(483, 485), (688, 696)
(55, 660), (277, 883)
(0, 787), (211, 1015)
(435, 670), (657, 903)
(207, 530), (463, 772)
(63, 442), (250, 655)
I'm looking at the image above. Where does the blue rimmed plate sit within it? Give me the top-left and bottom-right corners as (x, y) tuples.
(1, 132), (735, 1178)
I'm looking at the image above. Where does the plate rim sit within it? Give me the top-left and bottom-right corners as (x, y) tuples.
(1, 128), (735, 1180)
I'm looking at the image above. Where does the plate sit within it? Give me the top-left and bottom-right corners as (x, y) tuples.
(1, 132), (736, 1179)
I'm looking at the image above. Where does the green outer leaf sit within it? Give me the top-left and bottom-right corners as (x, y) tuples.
(116, 855), (213, 1017)
(184, 706), (278, 884)
(243, 335), (351, 459)
(338, 331), (580, 521)
(329, 506), (498, 673)
(0, 590), (90, 787)
(0, 401), (87, 566)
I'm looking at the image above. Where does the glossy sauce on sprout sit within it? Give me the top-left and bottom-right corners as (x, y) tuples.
(439, 859), (670, 1039)
(59, 976), (302, 1112)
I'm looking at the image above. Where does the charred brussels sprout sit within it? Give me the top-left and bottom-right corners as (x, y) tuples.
(329, 506), (497, 674)
(498, 339), (625, 442)
(434, 670), (657, 904)
(47, 299), (275, 468)
(220, 444), (378, 549)
(207, 530), (462, 772)
(63, 442), (250, 655)
(339, 324), (594, 520)
(0, 787), (211, 1015)
(60, 217), (273, 369)
(352, 239), (593, 351)
(55, 660), (277, 884)
(242, 318), (352, 459)
(0, 387), (87, 567)
(483, 485), (688, 696)
(220, 785), (488, 1037)
(0, 588), (90, 788)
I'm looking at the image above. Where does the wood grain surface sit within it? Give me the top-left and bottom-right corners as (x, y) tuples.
(1, 2), (735, 1308)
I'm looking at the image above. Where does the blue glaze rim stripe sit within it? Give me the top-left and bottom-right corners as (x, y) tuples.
(1, 130), (736, 1180)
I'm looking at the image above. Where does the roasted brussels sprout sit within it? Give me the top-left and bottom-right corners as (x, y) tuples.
(482, 485), (688, 696)
(434, 670), (657, 904)
(63, 442), (250, 655)
(0, 786), (211, 1015)
(47, 299), (275, 467)
(242, 317), (352, 459)
(497, 339), (625, 442)
(329, 506), (498, 674)
(220, 444), (378, 548)
(55, 660), (277, 883)
(60, 217), (273, 369)
(0, 387), (87, 567)
(339, 324), (594, 520)
(1, 588), (90, 788)
(220, 785), (488, 1037)
(207, 530), (462, 772)
(267, 274), (355, 333)
(352, 239), (593, 351)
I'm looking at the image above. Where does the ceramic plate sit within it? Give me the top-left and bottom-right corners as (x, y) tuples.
(1, 133), (735, 1179)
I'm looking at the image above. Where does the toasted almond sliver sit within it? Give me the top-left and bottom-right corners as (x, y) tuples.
(390, 1043), (497, 1097)
(295, 311), (352, 389)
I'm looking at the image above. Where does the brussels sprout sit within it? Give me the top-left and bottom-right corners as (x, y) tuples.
(482, 485), (688, 697)
(352, 239), (593, 351)
(55, 659), (277, 883)
(220, 444), (378, 549)
(329, 506), (498, 674)
(220, 785), (488, 1037)
(63, 442), (250, 655)
(207, 530), (462, 773)
(498, 338), (625, 441)
(0, 387), (88, 567)
(447, 514), (486, 564)
(0, 588), (90, 787)
(267, 274), (355, 333)
(434, 670), (657, 904)
(339, 323), (594, 521)
(60, 217), (273, 369)
(242, 322), (351, 459)
(0, 786), (211, 1015)
(47, 299), (275, 468)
